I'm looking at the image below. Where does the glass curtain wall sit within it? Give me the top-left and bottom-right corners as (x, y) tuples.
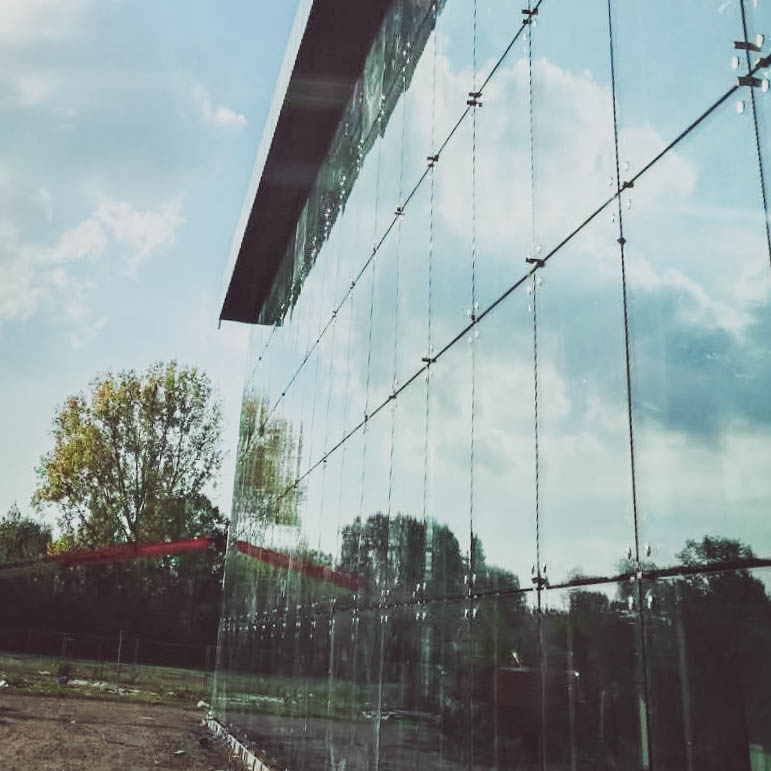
(214, 0), (771, 769)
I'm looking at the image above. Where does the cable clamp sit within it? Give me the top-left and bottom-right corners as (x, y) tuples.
(617, 236), (626, 245)
(395, 205), (405, 216)
(738, 75), (763, 87)
(427, 153), (439, 168)
(467, 91), (483, 107)
(621, 180), (634, 190)
(522, 8), (538, 23)
(526, 256), (545, 268)
(734, 40), (762, 52)
(421, 355), (437, 365)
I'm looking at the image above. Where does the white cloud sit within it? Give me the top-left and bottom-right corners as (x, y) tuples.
(94, 197), (185, 273)
(49, 217), (107, 263)
(420, 54), (697, 259)
(64, 294), (108, 349)
(192, 84), (247, 129)
(0, 195), (185, 332)
(0, 0), (88, 43)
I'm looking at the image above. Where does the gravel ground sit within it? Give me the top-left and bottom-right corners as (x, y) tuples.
(0, 693), (234, 770)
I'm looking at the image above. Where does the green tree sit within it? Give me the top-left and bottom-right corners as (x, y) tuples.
(33, 361), (223, 546)
(234, 391), (303, 527)
(0, 503), (51, 563)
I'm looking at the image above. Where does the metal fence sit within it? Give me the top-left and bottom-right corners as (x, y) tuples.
(0, 627), (216, 670)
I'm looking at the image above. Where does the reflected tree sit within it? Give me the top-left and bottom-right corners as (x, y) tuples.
(234, 392), (304, 527)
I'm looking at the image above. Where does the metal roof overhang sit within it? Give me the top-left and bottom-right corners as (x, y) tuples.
(220, 0), (391, 325)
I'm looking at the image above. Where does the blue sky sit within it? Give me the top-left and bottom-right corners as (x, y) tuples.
(0, 0), (300, 524)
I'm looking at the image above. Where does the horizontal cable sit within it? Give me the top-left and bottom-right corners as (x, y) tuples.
(225, 555), (771, 622)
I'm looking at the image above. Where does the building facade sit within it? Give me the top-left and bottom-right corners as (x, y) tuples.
(213, 1), (771, 768)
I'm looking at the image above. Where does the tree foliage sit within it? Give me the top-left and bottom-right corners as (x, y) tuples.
(0, 503), (51, 564)
(34, 361), (223, 546)
(234, 392), (303, 526)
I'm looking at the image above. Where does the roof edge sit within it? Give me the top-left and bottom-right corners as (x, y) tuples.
(219, 0), (314, 323)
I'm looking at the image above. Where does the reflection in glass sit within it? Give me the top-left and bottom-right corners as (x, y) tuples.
(214, 0), (771, 767)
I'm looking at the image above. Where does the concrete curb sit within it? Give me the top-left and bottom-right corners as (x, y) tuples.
(203, 713), (276, 771)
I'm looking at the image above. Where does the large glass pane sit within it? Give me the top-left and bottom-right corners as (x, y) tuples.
(431, 0), (474, 347)
(537, 212), (636, 587)
(473, 288), (535, 594)
(470, 592), (536, 769)
(623, 99), (771, 570)
(613, 0), (746, 171)
(425, 335), (471, 602)
(533, 0), (617, 244)
(643, 564), (771, 771)
(539, 581), (647, 771)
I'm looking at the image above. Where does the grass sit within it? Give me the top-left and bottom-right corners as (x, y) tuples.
(0, 652), (213, 706)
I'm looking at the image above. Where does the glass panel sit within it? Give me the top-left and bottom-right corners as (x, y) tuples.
(623, 99), (771, 569)
(470, 592), (536, 769)
(613, 0), (745, 170)
(431, 0), (474, 346)
(473, 288), (535, 594)
(394, 177), (431, 390)
(644, 564), (771, 771)
(378, 603), (450, 768)
(540, 581), (647, 771)
(537, 212), (636, 586)
(532, 0), (617, 244)
(426, 334), (471, 602)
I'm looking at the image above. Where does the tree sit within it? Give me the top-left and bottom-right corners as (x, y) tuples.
(33, 361), (223, 546)
(0, 503), (51, 563)
(234, 391), (303, 527)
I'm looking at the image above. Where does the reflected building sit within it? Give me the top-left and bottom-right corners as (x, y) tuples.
(213, 1), (771, 769)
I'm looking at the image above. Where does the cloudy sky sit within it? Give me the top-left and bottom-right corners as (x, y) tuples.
(0, 0), (300, 523)
(4, 0), (768, 588)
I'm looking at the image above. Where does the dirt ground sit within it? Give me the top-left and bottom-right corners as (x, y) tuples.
(0, 693), (234, 770)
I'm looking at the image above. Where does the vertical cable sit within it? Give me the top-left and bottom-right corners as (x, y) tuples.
(524, 4), (547, 770)
(526, 5), (540, 581)
(349, 95), (385, 771)
(738, 0), (771, 268)
(420, 1), (440, 715)
(317, 179), (347, 554)
(358, 101), (384, 535)
(378, 45), (408, 771)
(386, 60), (407, 532)
(422, 2), (438, 580)
(467, 3), (479, 768)
(606, 2), (653, 767)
